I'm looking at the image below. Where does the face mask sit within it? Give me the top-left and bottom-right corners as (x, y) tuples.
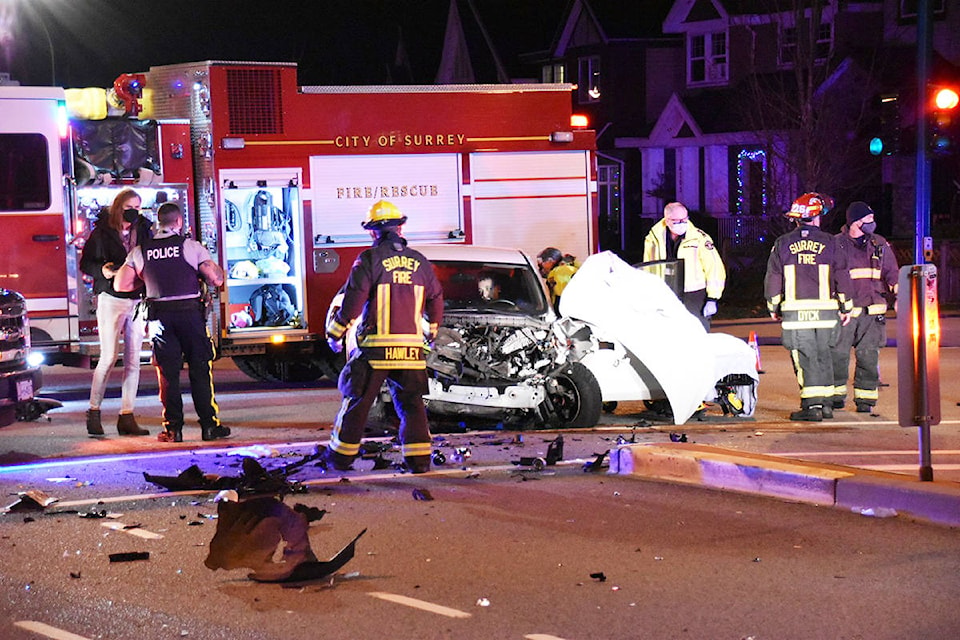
(667, 222), (688, 236)
(122, 208), (139, 223)
(859, 221), (876, 234)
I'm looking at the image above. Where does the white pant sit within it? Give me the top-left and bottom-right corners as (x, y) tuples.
(89, 292), (146, 414)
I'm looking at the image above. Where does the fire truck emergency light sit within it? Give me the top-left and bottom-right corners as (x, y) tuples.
(570, 114), (589, 128)
(222, 137), (246, 150)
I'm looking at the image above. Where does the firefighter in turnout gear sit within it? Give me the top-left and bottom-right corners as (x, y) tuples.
(831, 202), (898, 414)
(115, 203), (230, 443)
(643, 202), (726, 330)
(325, 200), (444, 473)
(765, 193), (853, 422)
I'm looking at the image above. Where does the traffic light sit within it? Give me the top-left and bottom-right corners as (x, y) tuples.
(928, 85), (959, 155)
(869, 94), (901, 156)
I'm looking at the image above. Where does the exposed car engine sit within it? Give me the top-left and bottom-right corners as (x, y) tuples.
(427, 313), (558, 386)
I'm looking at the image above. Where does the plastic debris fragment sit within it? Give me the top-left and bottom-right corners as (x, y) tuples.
(590, 572), (607, 582)
(476, 597), (491, 607)
(669, 432), (687, 443)
(109, 551), (150, 563)
(205, 495), (366, 582)
(583, 450), (608, 472)
(412, 488), (434, 501)
(3, 490), (58, 512)
(857, 507), (897, 518)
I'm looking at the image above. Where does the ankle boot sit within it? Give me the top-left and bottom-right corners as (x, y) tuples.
(117, 413), (149, 436)
(86, 409), (104, 436)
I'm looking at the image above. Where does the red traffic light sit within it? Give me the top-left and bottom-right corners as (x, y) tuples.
(934, 87), (959, 110)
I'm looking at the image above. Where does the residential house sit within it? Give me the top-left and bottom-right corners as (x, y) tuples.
(522, 0), (683, 257)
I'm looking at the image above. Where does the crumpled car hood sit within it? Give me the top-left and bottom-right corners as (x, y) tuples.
(560, 251), (755, 424)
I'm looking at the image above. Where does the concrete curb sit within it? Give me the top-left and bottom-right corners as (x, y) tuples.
(610, 443), (960, 528)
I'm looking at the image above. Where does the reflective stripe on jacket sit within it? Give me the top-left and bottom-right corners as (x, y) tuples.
(835, 231), (898, 315)
(643, 220), (725, 299)
(765, 223), (853, 329)
(327, 232), (443, 370)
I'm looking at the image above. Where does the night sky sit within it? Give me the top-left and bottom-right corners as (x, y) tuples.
(1, 0), (600, 88)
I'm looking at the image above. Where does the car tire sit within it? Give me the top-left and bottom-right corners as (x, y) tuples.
(543, 362), (602, 428)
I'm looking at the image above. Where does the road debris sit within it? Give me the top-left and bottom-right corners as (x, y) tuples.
(108, 551), (150, 563)
(583, 450), (608, 472)
(3, 490), (58, 513)
(205, 495), (366, 583)
(412, 488), (434, 501)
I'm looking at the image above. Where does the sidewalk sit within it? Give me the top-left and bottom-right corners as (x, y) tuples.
(609, 442), (960, 528)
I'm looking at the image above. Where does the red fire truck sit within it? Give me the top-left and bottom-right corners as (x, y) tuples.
(0, 61), (597, 382)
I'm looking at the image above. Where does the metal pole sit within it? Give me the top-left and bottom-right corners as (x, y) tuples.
(915, 0), (932, 262)
(913, 268), (933, 481)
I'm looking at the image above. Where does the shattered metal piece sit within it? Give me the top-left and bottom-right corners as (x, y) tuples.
(412, 488), (434, 501)
(590, 572), (607, 582)
(79, 510), (108, 519)
(109, 551), (149, 563)
(545, 435), (564, 465)
(431, 450), (446, 465)
(370, 454), (393, 470)
(205, 495), (366, 583)
(583, 450), (609, 473)
(513, 456), (546, 471)
(669, 432), (688, 443)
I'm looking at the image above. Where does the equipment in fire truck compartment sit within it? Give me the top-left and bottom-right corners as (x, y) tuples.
(222, 185), (304, 332)
(72, 119), (160, 185)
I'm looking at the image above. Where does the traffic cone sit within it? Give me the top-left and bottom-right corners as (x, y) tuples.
(748, 330), (764, 374)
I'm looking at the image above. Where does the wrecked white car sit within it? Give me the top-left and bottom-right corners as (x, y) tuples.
(415, 246), (758, 427)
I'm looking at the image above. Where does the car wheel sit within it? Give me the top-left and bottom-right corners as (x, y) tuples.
(543, 362), (602, 428)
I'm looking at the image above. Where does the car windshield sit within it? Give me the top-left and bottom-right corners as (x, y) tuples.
(431, 260), (548, 315)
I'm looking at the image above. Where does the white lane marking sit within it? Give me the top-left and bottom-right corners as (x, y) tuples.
(861, 464), (960, 471)
(777, 449), (960, 457)
(14, 620), (91, 640)
(100, 522), (164, 539)
(526, 635), (570, 640)
(368, 592), (472, 618)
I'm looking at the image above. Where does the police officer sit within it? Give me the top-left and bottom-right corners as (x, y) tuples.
(765, 193), (853, 422)
(325, 200), (444, 473)
(831, 202), (899, 414)
(643, 201), (726, 330)
(537, 247), (578, 313)
(115, 203), (230, 442)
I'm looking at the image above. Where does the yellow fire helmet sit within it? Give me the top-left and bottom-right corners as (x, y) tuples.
(786, 192), (834, 221)
(362, 199), (408, 229)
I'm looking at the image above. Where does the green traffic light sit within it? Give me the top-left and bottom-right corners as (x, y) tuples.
(869, 137), (884, 156)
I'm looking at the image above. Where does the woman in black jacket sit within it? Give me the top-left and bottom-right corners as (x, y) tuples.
(79, 188), (153, 436)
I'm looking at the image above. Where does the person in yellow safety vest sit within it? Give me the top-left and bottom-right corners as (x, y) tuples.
(643, 202), (726, 330)
(537, 247), (579, 313)
(830, 202), (899, 415)
(765, 192), (853, 423)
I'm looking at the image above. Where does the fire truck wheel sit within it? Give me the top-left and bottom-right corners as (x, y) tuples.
(233, 355), (271, 382)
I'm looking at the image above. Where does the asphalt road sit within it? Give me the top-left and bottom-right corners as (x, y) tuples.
(2, 461), (960, 640)
(1, 328), (959, 639)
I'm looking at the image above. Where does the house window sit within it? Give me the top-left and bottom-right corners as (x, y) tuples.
(689, 32), (727, 84)
(898, 0), (946, 20)
(779, 21), (833, 66)
(578, 56), (601, 103)
(597, 163), (622, 249)
(542, 63), (565, 84)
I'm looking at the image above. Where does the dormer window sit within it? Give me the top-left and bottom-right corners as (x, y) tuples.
(689, 32), (727, 85)
(542, 63), (565, 84)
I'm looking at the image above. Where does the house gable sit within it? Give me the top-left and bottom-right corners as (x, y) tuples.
(554, 0), (606, 57)
(648, 93), (703, 144)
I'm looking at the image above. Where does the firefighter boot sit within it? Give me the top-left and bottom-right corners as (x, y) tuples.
(821, 404), (834, 419)
(86, 409), (104, 436)
(201, 424), (232, 441)
(789, 406), (823, 422)
(117, 413), (149, 436)
(320, 446), (355, 472)
(403, 456), (431, 474)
